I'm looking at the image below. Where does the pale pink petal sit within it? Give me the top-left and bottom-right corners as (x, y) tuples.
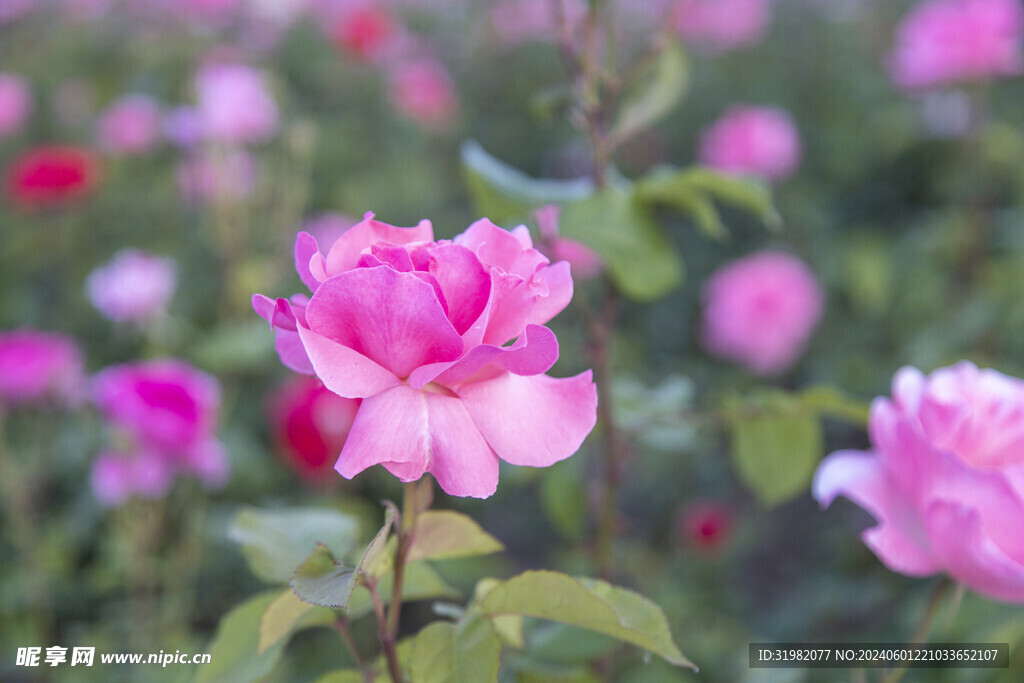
(422, 389), (500, 498)
(456, 218), (547, 278)
(458, 370), (597, 467)
(525, 261), (573, 326)
(335, 385), (429, 482)
(276, 328), (315, 374)
(297, 324), (400, 398)
(429, 324), (559, 387)
(323, 212), (433, 277)
(481, 270), (533, 346)
(294, 231), (322, 292)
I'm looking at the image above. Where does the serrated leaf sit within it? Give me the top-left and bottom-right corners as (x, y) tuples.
(407, 510), (504, 562)
(609, 41), (690, 147)
(290, 543), (358, 609)
(258, 588), (336, 654)
(730, 413), (823, 506)
(347, 561), (462, 620)
(636, 165), (780, 230)
(560, 187), (683, 300)
(229, 506), (360, 584)
(476, 570), (695, 669)
(410, 614), (502, 683)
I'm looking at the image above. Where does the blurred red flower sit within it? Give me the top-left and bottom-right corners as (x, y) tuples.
(676, 500), (736, 553)
(5, 145), (100, 209)
(331, 7), (397, 61)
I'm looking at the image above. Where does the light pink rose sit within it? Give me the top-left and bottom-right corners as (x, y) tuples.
(90, 359), (229, 505)
(701, 251), (823, 375)
(388, 58), (459, 131)
(0, 73), (31, 139)
(195, 63), (279, 144)
(0, 329), (85, 407)
(534, 204), (604, 281)
(889, 0), (1024, 90)
(95, 94), (163, 156)
(86, 249), (178, 323)
(815, 362), (1024, 604)
(177, 147), (257, 202)
(698, 105), (801, 182)
(674, 0), (773, 54)
(253, 212), (598, 498)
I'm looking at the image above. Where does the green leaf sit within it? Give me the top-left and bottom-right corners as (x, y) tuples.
(609, 41), (690, 147)
(347, 561), (462, 620)
(560, 187), (683, 300)
(192, 319), (275, 373)
(476, 570), (695, 670)
(729, 412), (823, 506)
(408, 510), (504, 562)
(258, 588), (336, 654)
(410, 614), (502, 683)
(799, 386), (870, 427)
(229, 506), (360, 584)
(362, 502), (397, 579)
(316, 637), (417, 683)
(539, 459), (586, 540)
(290, 543), (358, 609)
(635, 165), (780, 230)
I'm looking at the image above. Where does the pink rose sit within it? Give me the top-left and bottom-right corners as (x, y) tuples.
(388, 58), (459, 131)
(698, 105), (801, 182)
(86, 249), (177, 323)
(889, 0), (1024, 90)
(701, 251), (824, 375)
(253, 212), (598, 498)
(0, 73), (32, 139)
(195, 63), (279, 144)
(674, 0), (773, 54)
(91, 359), (229, 505)
(815, 362), (1024, 604)
(488, 0), (586, 49)
(0, 329), (85, 407)
(95, 94), (163, 156)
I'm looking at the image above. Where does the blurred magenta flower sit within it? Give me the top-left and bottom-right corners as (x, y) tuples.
(162, 106), (204, 149)
(0, 0), (38, 23)
(676, 500), (736, 553)
(534, 204), (603, 281)
(0, 329), (85, 408)
(674, 0), (773, 53)
(86, 249), (178, 324)
(177, 147), (257, 202)
(5, 145), (101, 209)
(253, 212), (597, 498)
(329, 5), (399, 61)
(268, 375), (360, 481)
(195, 63), (279, 144)
(889, 0), (1024, 90)
(701, 251), (823, 375)
(95, 94), (163, 156)
(815, 362), (1024, 604)
(90, 359), (229, 506)
(0, 73), (32, 139)
(698, 105), (801, 182)
(488, 0), (586, 49)
(388, 58), (459, 131)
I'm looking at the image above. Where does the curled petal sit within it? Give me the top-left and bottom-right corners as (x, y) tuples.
(526, 260), (573, 326)
(414, 323), (558, 388)
(456, 218), (548, 278)
(294, 231), (322, 292)
(323, 212), (433, 278)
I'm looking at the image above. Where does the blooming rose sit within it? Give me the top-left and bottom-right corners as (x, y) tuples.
(253, 212), (598, 498)
(388, 58), (459, 131)
(674, 0), (773, 54)
(814, 362), (1024, 604)
(701, 251), (823, 375)
(86, 249), (178, 323)
(95, 94), (163, 155)
(268, 375), (360, 480)
(0, 73), (32, 139)
(889, 0), (1024, 90)
(91, 359), (229, 505)
(195, 63), (278, 144)
(0, 329), (85, 407)
(5, 145), (101, 209)
(698, 105), (801, 182)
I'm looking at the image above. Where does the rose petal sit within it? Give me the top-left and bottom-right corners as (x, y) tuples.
(323, 212), (433, 277)
(294, 231), (322, 292)
(297, 324), (400, 398)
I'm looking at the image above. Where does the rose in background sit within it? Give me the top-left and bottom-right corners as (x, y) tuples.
(889, 0), (1024, 90)
(5, 145), (101, 209)
(254, 212), (597, 498)
(0, 73), (32, 140)
(674, 0), (773, 54)
(815, 362), (1024, 603)
(387, 57), (459, 131)
(701, 251), (824, 375)
(90, 359), (229, 506)
(533, 204), (603, 281)
(698, 105), (801, 182)
(193, 62), (279, 145)
(95, 94), (163, 156)
(0, 329), (86, 408)
(85, 249), (178, 325)
(177, 147), (258, 203)
(675, 499), (736, 554)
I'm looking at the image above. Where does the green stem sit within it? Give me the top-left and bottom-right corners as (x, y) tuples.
(882, 578), (959, 683)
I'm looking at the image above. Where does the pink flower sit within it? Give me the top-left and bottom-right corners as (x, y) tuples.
(388, 58), (459, 131)
(698, 105), (801, 182)
(889, 0), (1024, 90)
(163, 106), (204, 149)
(90, 359), (229, 505)
(253, 212), (598, 498)
(96, 94), (163, 156)
(330, 5), (400, 61)
(0, 329), (85, 407)
(195, 63), (279, 144)
(268, 375), (360, 481)
(674, 0), (773, 54)
(177, 147), (257, 202)
(701, 251), (823, 375)
(815, 362), (1024, 604)
(0, 73), (32, 139)
(299, 212), (359, 248)
(676, 500), (736, 553)
(86, 249), (178, 323)
(534, 205), (603, 281)
(488, 0), (586, 49)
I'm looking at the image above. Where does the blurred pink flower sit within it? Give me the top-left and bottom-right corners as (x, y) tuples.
(676, 500), (736, 553)
(195, 63), (279, 144)
(0, 73), (32, 139)
(0, 329), (85, 407)
(300, 212), (358, 248)
(701, 251), (824, 375)
(86, 249), (178, 323)
(698, 105), (801, 182)
(330, 5), (400, 61)
(889, 0), (1024, 90)
(674, 0), (773, 53)
(534, 204), (604, 281)
(388, 58), (459, 131)
(96, 94), (163, 156)
(815, 362), (1024, 604)
(91, 359), (229, 505)
(488, 0), (586, 49)
(0, 0), (38, 23)
(177, 147), (257, 202)
(162, 106), (204, 149)
(253, 212), (597, 498)
(268, 375), (360, 481)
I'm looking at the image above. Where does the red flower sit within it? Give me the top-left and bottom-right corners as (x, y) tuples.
(331, 7), (397, 61)
(5, 145), (100, 209)
(676, 500), (736, 553)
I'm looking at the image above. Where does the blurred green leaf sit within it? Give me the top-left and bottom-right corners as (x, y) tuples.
(842, 235), (893, 315)
(408, 510), (504, 562)
(561, 187), (683, 300)
(728, 409), (823, 506)
(315, 637), (416, 683)
(410, 614), (502, 683)
(635, 166), (780, 231)
(229, 506), (360, 584)
(290, 543), (357, 610)
(258, 588), (335, 654)
(539, 459), (587, 540)
(609, 41), (690, 148)
(362, 502), (398, 579)
(799, 386), (870, 427)
(192, 319), (276, 373)
(347, 561), (462, 621)
(476, 570), (695, 669)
